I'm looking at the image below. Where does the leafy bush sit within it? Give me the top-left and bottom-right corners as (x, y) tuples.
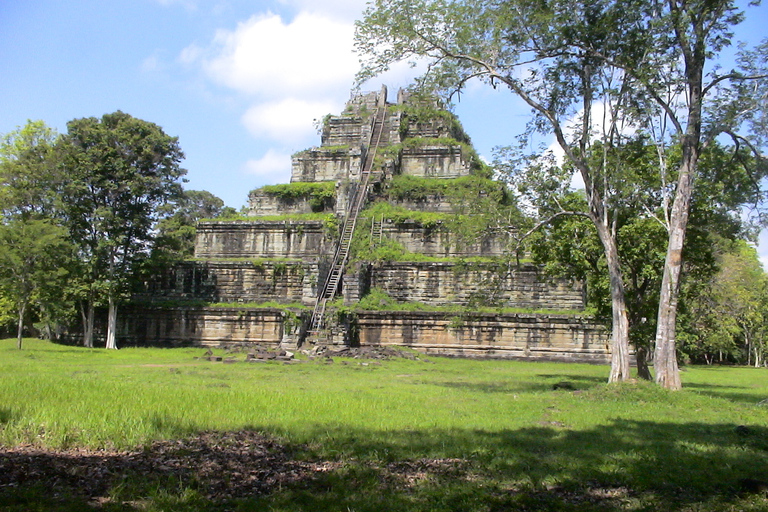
(255, 182), (336, 212)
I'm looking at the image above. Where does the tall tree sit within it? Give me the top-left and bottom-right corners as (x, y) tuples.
(0, 219), (74, 349)
(683, 240), (768, 367)
(357, 0), (657, 382)
(633, 10), (767, 389)
(0, 120), (61, 219)
(59, 111), (186, 349)
(356, 0), (767, 388)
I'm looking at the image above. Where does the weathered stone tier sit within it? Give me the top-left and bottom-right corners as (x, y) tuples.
(247, 194), (335, 217)
(194, 221), (331, 260)
(369, 261), (584, 310)
(383, 220), (510, 257)
(388, 195), (458, 213)
(119, 307), (297, 348)
(400, 145), (471, 178)
(290, 147), (363, 183)
(138, 260), (318, 306)
(119, 306), (609, 363)
(356, 311), (609, 363)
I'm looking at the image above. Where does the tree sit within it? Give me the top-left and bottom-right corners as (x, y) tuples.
(0, 219), (74, 349)
(357, 0), (659, 382)
(683, 241), (768, 367)
(356, 0), (767, 388)
(0, 120), (62, 220)
(626, 2), (768, 390)
(58, 111), (186, 349)
(0, 120), (78, 342)
(154, 189), (228, 261)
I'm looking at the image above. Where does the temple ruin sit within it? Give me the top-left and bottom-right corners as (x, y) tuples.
(121, 87), (610, 362)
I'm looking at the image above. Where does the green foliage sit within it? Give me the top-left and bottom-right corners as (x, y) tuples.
(361, 201), (451, 228)
(0, 294), (15, 332)
(351, 287), (581, 315)
(384, 174), (508, 204)
(0, 219), (76, 348)
(56, 111), (187, 347)
(681, 240), (768, 366)
(0, 120), (61, 220)
(256, 182), (336, 212)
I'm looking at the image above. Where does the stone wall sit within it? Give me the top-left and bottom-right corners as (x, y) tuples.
(139, 260), (317, 306)
(119, 307), (291, 347)
(356, 311), (610, 362)
(400, 145), (471, 178)
(247, 193), (334, 216)
(388, 195), (457, 213)
(194, 221), (331, 260)
(384, 221), (510, 257)
(291, 147), (363, 182)
(322, 116), (368, 148)
(370, 262), (584, 310)
(118, 306), (609, 363)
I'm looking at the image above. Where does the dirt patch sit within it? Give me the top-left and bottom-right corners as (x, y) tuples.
(0, 431), (330, 504)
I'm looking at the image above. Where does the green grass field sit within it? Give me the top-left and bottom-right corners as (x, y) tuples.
(1, 338), (767, 511)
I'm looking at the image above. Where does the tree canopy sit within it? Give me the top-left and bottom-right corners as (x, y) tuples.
(356, 0), (768, 387)
(58, 111), (187, 349)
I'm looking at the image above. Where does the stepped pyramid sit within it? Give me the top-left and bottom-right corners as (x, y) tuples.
(122, 86), (610, 362)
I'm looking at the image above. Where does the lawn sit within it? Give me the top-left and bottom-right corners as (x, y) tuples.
(1, 338), (766, 511)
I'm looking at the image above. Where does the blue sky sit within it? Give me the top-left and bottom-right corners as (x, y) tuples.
(1, 0), (766, 258)
(0, 0), (533, 208)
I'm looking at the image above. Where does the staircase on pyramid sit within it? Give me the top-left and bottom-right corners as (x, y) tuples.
(121, 86), (610, 362)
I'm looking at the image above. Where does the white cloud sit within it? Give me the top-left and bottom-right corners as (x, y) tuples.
(277, 0), (368, 20)
(181, 9), (381, 145)
(141, 53), (163, 74)
(154, 0), (198, 10)
(243, 149), (292, 183)
(757, 230), (768, 271)
(242, 97), (336, 142)
(179, 43), (203, 65)
(201, 12), (359, 98)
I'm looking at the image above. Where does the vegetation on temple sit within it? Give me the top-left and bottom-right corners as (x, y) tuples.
(356, 0), (768, 387)
(256, 182), (336, 212)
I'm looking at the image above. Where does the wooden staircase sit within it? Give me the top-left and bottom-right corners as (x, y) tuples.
(308, 104), (388, 339)
(370, 215), (384, 244)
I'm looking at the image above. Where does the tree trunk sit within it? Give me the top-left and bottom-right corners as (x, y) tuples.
(653, 151), (694, 391)
(635, 345), (652, 380)
(105, 294), (117, 349)
(653, 236), (684, 389)
(16, 302), (26, 350)
(596, 224), (631, 382)
(81, 301), (95, 348)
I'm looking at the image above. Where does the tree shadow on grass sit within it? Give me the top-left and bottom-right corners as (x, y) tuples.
(536, 373), (607, 385)
(435, 380), (550, 393)
(279, 419), (768, 511)
(2, 419), (767, 511)
(683, 382), (768, 406)
(0, 408), (15, 425)
(435, 373), (606, 394)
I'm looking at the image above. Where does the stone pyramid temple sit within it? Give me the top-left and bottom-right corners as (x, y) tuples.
(122, 86), (610, 362)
